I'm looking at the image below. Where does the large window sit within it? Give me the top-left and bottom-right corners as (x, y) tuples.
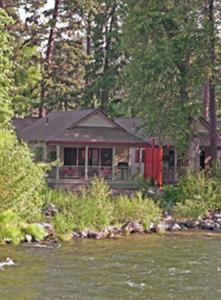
(101, 149), (112, 166)
(88, 148), (99, 166)
(64, 148), (77, 166)
(78, 148), (85, 166)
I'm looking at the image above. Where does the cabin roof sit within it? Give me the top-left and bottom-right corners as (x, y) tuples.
(13, 109), (146, 146)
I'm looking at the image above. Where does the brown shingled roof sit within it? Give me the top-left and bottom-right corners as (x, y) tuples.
(14, 109), (146, 146)
(115, 117), (148, 140)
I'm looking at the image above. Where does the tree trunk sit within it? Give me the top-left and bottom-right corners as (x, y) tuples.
(100, 5), (116, 112)
(208, 0), (217, 163)
(39, 0), (61, 117)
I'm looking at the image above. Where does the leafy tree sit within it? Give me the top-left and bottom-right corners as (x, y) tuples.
(0, 130), (46, 221)
(123, 0), (221, 165)
(0, 8), (13, 128)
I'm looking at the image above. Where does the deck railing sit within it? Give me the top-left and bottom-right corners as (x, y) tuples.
(47, 165), (141, 180)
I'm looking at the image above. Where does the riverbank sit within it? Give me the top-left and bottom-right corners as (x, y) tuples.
(12, 210), (221, 248)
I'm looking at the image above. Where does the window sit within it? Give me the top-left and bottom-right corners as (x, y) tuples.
(88, 148), (99, 166)
(64, 148), (77, 166)
(34, 146), (44, 162)
(101, 149), (112, 166)
(135, 149), (145, 163)
(135, 149), (139, 163)
(78, 148), (85, 166)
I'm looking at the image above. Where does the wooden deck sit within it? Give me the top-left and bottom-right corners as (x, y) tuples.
(47, 178), (139, 190)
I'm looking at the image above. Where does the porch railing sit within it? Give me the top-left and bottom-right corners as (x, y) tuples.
(47, 165), (141, 180)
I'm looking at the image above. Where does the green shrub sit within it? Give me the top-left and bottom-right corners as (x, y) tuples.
(160, 184), (180, 212)
(173, 199), (208, 220)
(0, 211), (24, 245)
(171, 171), (221, 219)
(23, 224), (47, 241)
(0, 211), (47, 244)
(0, 130), (46, 221)
(49, 178), (113, 233)
(113, 192), (162, 228)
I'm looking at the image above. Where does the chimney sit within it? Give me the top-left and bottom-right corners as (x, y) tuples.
(132, 122), (136, 131)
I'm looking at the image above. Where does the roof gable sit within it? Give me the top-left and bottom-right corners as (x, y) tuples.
(69, 110), (118, 129)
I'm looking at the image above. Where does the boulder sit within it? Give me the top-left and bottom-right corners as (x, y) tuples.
(200, 220), (216, 231)
(121, 221), (144, 234)
(170, 222), (181, 231)
(155, 222), (169, 234)
(43, 203), (58, 217)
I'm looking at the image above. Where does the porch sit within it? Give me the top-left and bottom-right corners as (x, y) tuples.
(46, 143), (143, 187)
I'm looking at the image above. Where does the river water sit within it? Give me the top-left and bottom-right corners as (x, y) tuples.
(0, 233), (221, 300)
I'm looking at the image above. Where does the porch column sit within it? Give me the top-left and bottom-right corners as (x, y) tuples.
(174, 147), (178, 182)
(85, 146), (89, 180)
(128, 147), (132, 179)
(56, 145), (60, 181)
(112, 146), (116, 180)
(139, 148), (143, 176)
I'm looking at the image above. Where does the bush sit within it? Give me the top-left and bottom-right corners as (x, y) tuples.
(170, 171), (221, 219)
(47, 178), (162, 234)
(173, 200), (208, 220)
(113, 192), (162, 228)
(0, 211), (24, 245)
(0, 211), (47, 244)
(0, 130), (46, 221)
(23, 224), (47, 241)
(48, 178), (113, 233)
(160, 184), (180, 212)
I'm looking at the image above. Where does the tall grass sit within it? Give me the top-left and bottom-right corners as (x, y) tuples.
(44, 178), (162, 234)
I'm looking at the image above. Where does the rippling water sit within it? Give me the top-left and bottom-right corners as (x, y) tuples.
(0, 233), (221, 300)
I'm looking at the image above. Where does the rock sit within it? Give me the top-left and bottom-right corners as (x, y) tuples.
(78, 230), (89, 239)
(36, 222), (53, 231)
(121, 221), (144, 234)
(0, 258), (14, 270)
(43, 203), (58, 217)
(72, 232), (80, 239)
(163, 212), (173, 221)
(155, 222), (169, 234)
(213, 222), (221, 232)
(148, 222), (157, 233)
(25, 234), (32, 243)
(177, 222), (189, 231)
(170, 223), (181, 231)
(87, 231), (100, 239)
(184, 220), (199, 229)
(200, 220), (215, 231)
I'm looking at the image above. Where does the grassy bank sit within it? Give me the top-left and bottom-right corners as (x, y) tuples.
(44, 178), (162, 239)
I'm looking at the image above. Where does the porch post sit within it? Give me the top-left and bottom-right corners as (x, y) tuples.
(139, 148), (143, 176)
(85, 146), (88, 180)
(112, 146), (116, 180)
(56, 144), (60, 181)
(128, 147), (132, 179)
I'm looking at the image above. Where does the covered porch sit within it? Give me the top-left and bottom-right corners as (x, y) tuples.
(46, 143), (144, 187)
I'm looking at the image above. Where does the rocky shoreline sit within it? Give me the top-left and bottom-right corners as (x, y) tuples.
(21, 211), (221, 248)
(70, 211), (221, 240)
